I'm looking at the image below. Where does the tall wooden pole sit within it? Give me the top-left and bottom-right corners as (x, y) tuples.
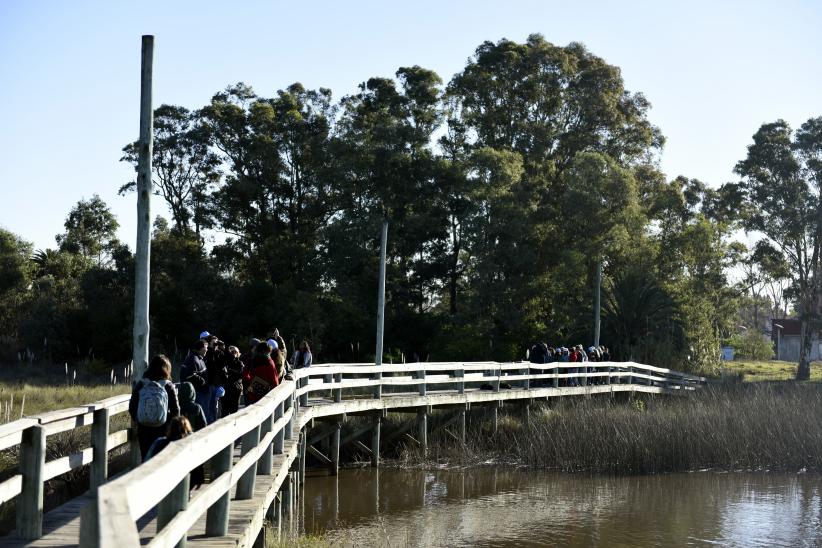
(133, 35), (154, 384)
(373, 220), (388, 398)
(593, 260), (602, 347)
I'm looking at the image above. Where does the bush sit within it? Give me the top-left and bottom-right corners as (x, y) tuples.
(728, 330), (774, 360)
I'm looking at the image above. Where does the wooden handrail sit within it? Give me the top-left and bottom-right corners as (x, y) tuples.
(80, 360), (704, 547)
(0, 392), (133, 540)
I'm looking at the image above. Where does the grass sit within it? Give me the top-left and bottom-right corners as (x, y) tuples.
(719, 359), (822, 382)
(398, 382), (822, 474)
(0, 361), (131, 423)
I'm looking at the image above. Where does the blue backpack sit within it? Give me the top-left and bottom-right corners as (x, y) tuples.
(137, 379), (171, 427)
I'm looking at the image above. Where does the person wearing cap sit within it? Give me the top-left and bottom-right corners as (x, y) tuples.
(181, 339), (210, 416)
(267, 328), (288, 361)
(266, 338), (287, 380)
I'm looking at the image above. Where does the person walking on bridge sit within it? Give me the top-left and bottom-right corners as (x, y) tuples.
(129, 354), (180, 459)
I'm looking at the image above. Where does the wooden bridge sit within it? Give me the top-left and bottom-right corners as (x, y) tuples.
(0, 360), (704, 547)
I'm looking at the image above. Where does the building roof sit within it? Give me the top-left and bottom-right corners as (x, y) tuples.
(771, 318), (801, 336)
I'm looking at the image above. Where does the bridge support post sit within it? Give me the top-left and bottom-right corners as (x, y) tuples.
(418, 368), (427, 396)
(252, 525), (267, 548)
(553, 363), (559, 389)
(206, 444), (233, 536)
(491, 407), (498, 435)
(334, 373), (343, 402)
(282, 473), (293, 534)
(16, 424), (45, 540)
(457, 368), (465, 394)
(330, 421), (341, 475)
(237, 425), (261, 500)
(417, 410), (427, 456)
(90, 408), (110, 490)
(284, 394), (294, 440)
(157, 474), (190, 548)
(459, 408), (466, 445)
(268, 492), (282, 541)
(274, 401), (285, 454)
(371, 415), (381, 467)
(523, 364), (530, 390)
(299, 431), (307, 488)
(259, 410), (274, 475)
(299, 377), (309, 407)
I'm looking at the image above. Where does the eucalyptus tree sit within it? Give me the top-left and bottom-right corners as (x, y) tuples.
(121, 104), (220, 238)
(328, 66), (445, 338)
(56, 195), (121, 267)
(443, 34), (662, 352)
(733, 117), (822, 380)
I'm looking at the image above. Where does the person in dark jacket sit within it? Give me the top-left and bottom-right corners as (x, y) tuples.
(178, 382), (207, 432)
(221, 346), (244, 417)
(204, 339), (228, 423)
(129, 354), (180, 459)
(181, 339), (209, 417)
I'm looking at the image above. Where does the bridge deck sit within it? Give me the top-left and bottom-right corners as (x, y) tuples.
(4, 436), (302, 548)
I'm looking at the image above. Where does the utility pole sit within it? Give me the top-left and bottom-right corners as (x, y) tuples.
(132, 35), (154, 383)
(594, 260), (602, 347)
(373, 220), (388, 398)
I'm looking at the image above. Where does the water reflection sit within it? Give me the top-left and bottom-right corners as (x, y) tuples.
(299, 468), (822, 547)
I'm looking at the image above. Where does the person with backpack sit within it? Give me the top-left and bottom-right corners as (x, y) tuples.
(242, 341), (280, 405)
(129, 354), (180, 460)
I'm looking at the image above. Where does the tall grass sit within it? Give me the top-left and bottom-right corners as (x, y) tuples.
(403, 383), (822, 474)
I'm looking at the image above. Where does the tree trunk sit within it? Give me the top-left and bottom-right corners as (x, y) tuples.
(797, 318), (813, 381)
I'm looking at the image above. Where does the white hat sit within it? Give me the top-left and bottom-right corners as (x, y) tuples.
(266, 338), (278, 350)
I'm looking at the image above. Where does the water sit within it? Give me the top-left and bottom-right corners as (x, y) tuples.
(299, 468), (822, 547)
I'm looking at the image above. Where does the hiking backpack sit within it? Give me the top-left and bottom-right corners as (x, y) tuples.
(137, 379), (171, 427)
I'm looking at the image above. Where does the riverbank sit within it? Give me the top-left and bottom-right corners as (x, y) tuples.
(394, 382), (822, 474)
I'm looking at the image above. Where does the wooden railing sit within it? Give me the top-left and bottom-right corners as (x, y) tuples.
(79, 360), (703, 547)
(0, 393), (135, 540)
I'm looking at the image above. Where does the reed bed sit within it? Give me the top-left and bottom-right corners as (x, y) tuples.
(404, 383), (822, 474)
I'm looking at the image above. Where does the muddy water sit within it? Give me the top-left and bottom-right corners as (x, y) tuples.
(299, 468), (822, 547)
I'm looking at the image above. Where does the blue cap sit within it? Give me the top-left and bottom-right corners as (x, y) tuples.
(199, 331), (210, 339)
(266, 338), (278, 350)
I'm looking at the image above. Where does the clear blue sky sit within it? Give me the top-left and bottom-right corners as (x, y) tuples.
(1, 0), (820, 250)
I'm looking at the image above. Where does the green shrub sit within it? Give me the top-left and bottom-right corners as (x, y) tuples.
(728, 331), (774, 360)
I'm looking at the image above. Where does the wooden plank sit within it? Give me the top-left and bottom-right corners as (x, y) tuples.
(107, 429), (130, 450)
(0, 474), (22, 505)
(0, 418), (37, 452)
(44, 447), (94, 481)
(42, 412), (94, 436)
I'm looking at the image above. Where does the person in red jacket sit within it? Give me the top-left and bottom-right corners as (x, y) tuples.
(242, 341), (280, 404)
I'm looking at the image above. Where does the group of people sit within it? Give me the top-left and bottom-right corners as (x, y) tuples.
(128, 327), (314, 468)
(529, 342), (612, 386)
